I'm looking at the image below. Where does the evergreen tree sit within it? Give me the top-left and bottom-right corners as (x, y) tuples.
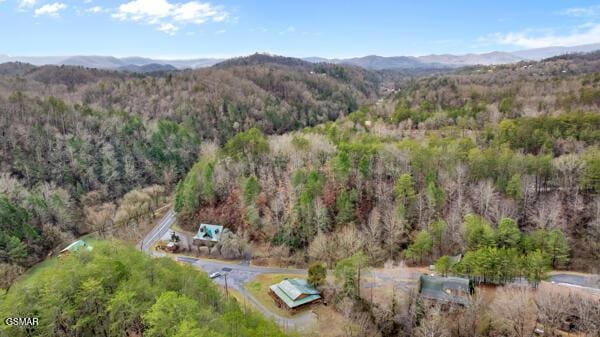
(243, 176), (261, 205)
(496, 218), (521, 249)
(434, 255), (454, 276)
(335, 189), (357, 225)
(430, 220), (448, 256)
(523, 249), (550, 288)
(546, 229), (570, 268)
(394, 173), (416, 216)
(334, 252), (368, 299)
(223, 128), (269, 161)
(405, 230), (433, 264)
(463, 214), (495, 250)
(307, 263), (327, 287)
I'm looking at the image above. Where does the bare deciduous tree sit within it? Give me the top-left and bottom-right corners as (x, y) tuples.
(308, 231), (336, 267)
(491, 287), (536, 337)
(473, 180), (495, 219)
(416, 306), (450, 337)
(453, 294), (490, 337)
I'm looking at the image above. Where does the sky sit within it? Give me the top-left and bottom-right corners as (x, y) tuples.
(1, 0), (600, 58)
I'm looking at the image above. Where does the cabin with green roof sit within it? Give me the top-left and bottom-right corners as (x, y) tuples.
(418, 274), (473, 306)
(193, 224), (223, 246)
(269, 278), (321, 312)
(59, 240), (93, 256)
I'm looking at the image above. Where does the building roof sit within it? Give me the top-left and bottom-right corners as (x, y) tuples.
(60, 240), (93, 254)
(419, 274), (472, 305)
(193, 224), (223, 242)
(449, 253), (462, 264)
(269, 278), (321, 309)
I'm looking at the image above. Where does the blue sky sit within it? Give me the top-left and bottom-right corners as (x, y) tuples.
(1, 0), (600, 58)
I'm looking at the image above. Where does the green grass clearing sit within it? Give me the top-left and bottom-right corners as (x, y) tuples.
(12, 235), (103, 292)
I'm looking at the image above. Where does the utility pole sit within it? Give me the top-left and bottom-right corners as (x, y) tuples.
(224, 273), (229, 299)
(357, 265), (361, 299)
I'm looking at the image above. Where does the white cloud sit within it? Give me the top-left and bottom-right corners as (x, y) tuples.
(485, 23), (600, 48)
(158, 22), (178, 35)
(278, 26), (295, 35)
(34, 2), (66, 17)
(86, 6), (105, 13)
(113, 0), (172, 23)
(562, 5), (600, 17)
(172, 1), (227, 23)
(113, 0), (229, 35)
(18, 0), (37, 10)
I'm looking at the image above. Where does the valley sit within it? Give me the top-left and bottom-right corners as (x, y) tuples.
(1, 51), (600, 337)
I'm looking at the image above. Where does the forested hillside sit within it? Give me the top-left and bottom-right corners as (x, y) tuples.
(174, 53), (600, 272)
(0, 241), (287, 337)
(166, 54), (600, 337)
(0, 56), (381, 286)
(388, 51), (600, 129)
(169, 54), (600, 337)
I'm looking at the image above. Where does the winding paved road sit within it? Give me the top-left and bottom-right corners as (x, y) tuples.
(139, 209), (316, 331)
(141, 209), (175, 253)
(549, 273), (600, 294)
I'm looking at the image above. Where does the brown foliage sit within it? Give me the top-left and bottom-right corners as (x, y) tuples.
(191, 189), (246, 233)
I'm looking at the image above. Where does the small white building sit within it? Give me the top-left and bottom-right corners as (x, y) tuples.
(192, 224), (223, 246)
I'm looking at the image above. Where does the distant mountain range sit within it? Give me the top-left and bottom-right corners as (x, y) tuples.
(0, 55), (225, 73)
(116, 63), (178, 73)
(311, 43), (600, 70)
(2, 43), (599, 72)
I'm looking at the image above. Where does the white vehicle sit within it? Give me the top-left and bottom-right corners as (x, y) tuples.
(209, 272), (222, 279)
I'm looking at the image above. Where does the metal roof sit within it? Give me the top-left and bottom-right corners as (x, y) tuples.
(269, 278), (321, 309)
(60, 240), (92, 254)
(193, 224), (223, 242)
(419, 274), (472, 305)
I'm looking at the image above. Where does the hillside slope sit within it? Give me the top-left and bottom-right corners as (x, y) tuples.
(174, 53), (600, 272)
(0, 241), (287, 337)
(0, 55), (382, 286)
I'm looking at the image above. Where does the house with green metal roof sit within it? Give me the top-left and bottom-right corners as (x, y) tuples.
(269, 278), (321, 311)
(418, 274), (473, 305)
(193, 224), (223, 246)
(59, 240), (93, 256)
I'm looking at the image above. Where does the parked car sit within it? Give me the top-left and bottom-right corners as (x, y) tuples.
(209, 272), (222, 279)
(165, 241), (179, 252)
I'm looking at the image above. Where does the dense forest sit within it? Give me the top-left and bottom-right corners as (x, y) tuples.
(174, 114), (599, 268)
(0, 55), (381, 285)
(0, 241), (288, 337)
(388, 52), (600, 129)
(174, 53), (600, 272)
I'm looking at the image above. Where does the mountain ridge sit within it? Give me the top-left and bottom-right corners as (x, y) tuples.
(1, 42), (599, 71)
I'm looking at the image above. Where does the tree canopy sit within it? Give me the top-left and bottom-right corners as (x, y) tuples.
(0, 241), (287, 337)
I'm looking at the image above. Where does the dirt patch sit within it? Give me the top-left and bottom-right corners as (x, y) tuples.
(250, 242), (307, 268)
(305, 305), (357, 337)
